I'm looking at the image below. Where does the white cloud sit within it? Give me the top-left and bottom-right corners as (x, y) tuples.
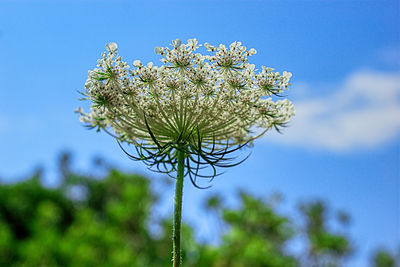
(265, 69), (400, 151)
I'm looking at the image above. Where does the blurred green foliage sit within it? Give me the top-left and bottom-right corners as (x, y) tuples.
(0, 153), (397, 267)
(372, 250), (400, 267)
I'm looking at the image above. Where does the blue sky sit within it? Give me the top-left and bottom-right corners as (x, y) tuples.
(0, 0), (399, 266)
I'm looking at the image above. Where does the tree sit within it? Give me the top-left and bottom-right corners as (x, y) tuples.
(372, 249), (399, 267)
(299, 201), (352, 267)
(202, 191), (297, 267)
(3, 152), (390, 267)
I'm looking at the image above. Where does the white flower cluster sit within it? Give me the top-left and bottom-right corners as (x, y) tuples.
(76, 39), (295, 148)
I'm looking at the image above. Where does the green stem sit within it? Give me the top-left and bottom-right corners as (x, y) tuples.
(173, 145), (185, 267)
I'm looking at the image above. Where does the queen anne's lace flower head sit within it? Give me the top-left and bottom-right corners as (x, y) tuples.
(76, 39), (295, 186)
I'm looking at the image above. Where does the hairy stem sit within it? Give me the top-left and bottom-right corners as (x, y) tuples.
(173, 145), (185, 267)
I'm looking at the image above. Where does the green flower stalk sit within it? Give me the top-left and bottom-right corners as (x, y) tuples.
(76, 39), (294, 266)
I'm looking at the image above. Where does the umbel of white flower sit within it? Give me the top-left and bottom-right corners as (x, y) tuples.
(76, 39), (294, 183)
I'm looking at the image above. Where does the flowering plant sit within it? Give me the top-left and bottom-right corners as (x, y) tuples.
(76, 39), (294, 266)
